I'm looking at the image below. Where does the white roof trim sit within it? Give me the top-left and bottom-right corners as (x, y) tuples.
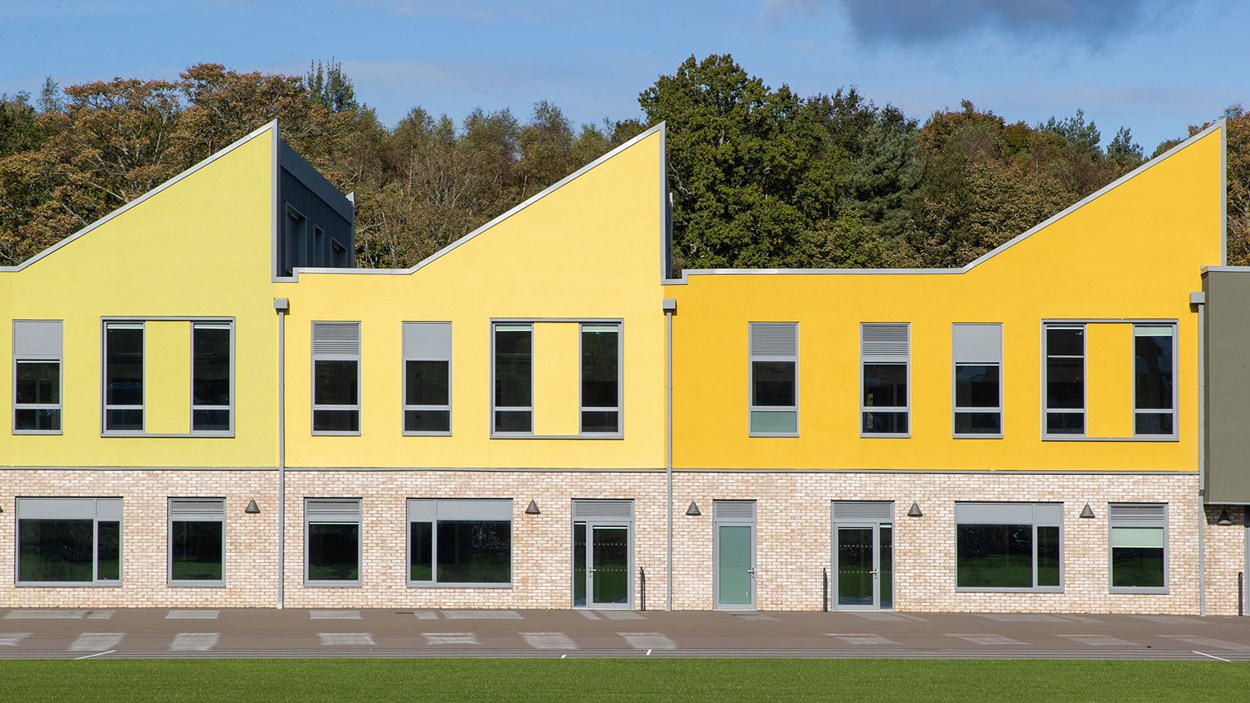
(673, 119), (1226, 282)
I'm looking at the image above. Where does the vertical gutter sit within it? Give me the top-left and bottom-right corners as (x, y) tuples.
(274, 298), (289, 609)
(663, 298), (677, 611)
(1193, 290), (1206, 616)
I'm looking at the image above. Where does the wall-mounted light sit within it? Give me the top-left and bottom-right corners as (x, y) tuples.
(525, 500), (541, 515)
(685, 501), (701, 516)
(1217, 509), (1233, 526)
(907, 502), (922, 518)
(1079, 503), (1096, 519)
(245, 499), (260, 514)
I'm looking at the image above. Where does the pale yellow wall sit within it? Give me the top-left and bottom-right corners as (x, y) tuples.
(279, 130), (667, 470)
(0, 129), (279, 467)
(668, 128), (1223, 472)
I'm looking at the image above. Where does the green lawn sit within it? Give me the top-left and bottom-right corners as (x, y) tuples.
(4, 659), (1248, 702)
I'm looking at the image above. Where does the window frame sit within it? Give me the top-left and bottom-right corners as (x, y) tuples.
(190, 321), (234, 436)
(303, 498), (362, 587)
(748, 322), (799, 437)
(1108, 503), (1168, 594)
(167, 498), (225, 587)
(406, 498), (513, 588)
(954, 502), (1063, 593)
(311, 321), (361, 436)
(15, 497), (123, 587)
(491, 322), (534, 437)
(1132, 323), (1178, 439)
(13, 319), (63, 435)
(952, 322), (1003, 439)
(579, 322), (623, 437)
(860, 322), (910, 438)
(1042, 323), (1086, 438)
(102, 320), (145, 435)
(402, 322), (453, 437)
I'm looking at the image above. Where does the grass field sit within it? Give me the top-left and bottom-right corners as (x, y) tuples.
(4, 658), (1248, 702)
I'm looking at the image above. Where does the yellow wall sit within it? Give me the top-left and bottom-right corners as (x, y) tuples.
(667, 128), (1224, 472)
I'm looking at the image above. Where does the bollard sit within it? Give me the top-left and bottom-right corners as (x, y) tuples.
(1240, 572), (1244, 617)
(640, 567), (646, 611)
(823, 568), (829, 612)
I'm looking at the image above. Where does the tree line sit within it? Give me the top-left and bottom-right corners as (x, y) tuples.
(0, 55), (1243, 271)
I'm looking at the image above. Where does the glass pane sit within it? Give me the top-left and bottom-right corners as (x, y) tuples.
(405, 360), (449, 406)
(573, 523), (587, 607)
(879, 526), (893, 610)
(862, 411), (908, 434)
(956, 524), (1033, 588)
(405, 410), (451, 433)
(18, 519), (94, 582)
(171, 521), (223, 581)
(494, 410), (532, 433)
(1046, 412), (1084, 435)
(750, 410), (796, 434)
(592, 527), (630, 605)
(314, 360), (357, 406)
(16, 361), (59, 404)
(717, 525), (753, 606)
(15, 408), (60, 431)
(436, 520), (511, 584)
(1036, 525), (1060, 587)
(1134, 333), (1173, 410)
(106, 408), (143, 431)
(307, 523), (359, 581)
(97, 521), (120, 581)
(955, 412), (1001, 435)
(1046, 327), (1083, 356)
(863, 364), (907, 407)
(581, 410), (619, 434)
(1135, 412), (1173, 436)
(313, 410), (359, 432)
(192, 326), (231, 407)
(1111, 526), (1165, 548)
(837, 527), (874, 607)
(409, 522), (433, 581)
(494, 329), (532, 407)
(1112, 547), (1165, 588)
(752, 361), (795, 406)
(106, 326), (143, 406)
(193, 409), (230, 432)
(1046, 358), (1084, 409)
(582, 329), (619, 408)
(955, 364), (999, 408)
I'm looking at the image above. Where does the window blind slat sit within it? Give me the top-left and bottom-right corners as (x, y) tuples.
(312, 322), (360, 356)
(862, 323), (909, 361)
(750, 323), (797, 357)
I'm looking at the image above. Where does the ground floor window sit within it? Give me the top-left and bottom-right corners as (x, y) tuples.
(955, 502), (1061, 591)
(408, 499), (511, 586)
(17, 497), (121, 584)
(169, 498), (225, 585)
(305, 498), (361, 585)
(1109, 503), (1167, 592)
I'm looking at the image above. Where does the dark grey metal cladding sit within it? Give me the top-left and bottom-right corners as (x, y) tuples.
(1203, 270), (1250, 503)
(277, 138), (355, 276)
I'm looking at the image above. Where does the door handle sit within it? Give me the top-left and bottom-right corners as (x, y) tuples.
(588, 568), (596, 574)
(747, 568), (756, 576)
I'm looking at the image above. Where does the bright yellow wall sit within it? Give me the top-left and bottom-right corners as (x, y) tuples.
(0, 128), (279, 467)
(667, 128), (1223, 472)
(279, 130), (666, 469)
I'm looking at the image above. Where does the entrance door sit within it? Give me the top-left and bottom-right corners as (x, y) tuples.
(571, 499), (634, 609)
(835, 523), (893, 610)
(714, 500), (757, 610)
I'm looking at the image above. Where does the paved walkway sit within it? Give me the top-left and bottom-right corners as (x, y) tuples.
(1, 608), (1248, 660)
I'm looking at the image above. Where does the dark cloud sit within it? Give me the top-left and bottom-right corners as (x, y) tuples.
(831, 0), (1165, 46)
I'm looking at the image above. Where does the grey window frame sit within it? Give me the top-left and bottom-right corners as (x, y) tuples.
(15, 497), (123, 587)
(167, 498), (225, 587)
(13, 320), (63, 435)
(402, 322), (452, 437)
(190, 321), (234, 436)
(579, 322), (623, 437)
(406, 498), (513, 588)
(748, 322), (799, 437)
(1133, 323), (1178, 439)
(1108, 503), (1168, 594)
(304, 498), (362, 587)
(311, 321), (361, 436)
(102, 320), (145, 435)
(954, 502), (1063, 593)
(860, 323), (910, 437)
(952, 322), (1003, 438)
(491, 323), (533, 437)
(1042, 323), (1086, 438)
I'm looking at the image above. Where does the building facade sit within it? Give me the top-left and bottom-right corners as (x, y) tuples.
(0, 119), (1243, 615)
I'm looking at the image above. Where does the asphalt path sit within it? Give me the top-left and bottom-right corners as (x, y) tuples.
(0, 608), (1247, 660)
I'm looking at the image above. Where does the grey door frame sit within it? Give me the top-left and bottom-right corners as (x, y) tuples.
(713, 510), (757, 611)
(572, 518), (634, 609)
(831, 520), (893, 611)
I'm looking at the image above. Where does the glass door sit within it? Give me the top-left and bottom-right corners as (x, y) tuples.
(716, 524), (755, 609)
(572, 521), (632, 608)
(835, 523), (893, 610)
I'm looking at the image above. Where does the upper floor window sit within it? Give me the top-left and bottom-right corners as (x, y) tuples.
(1044, 324), (1084, 436)
(749, 322), (797, 436)
(493, 324), (532, 435)
(13, 320), (62, 434)
(953, 323), (1002, 437)
(861, 323), (909, 436)
(104, 321), (144, 432)
(312, 322), (360, 434)
(581, 323), (622, 434)
(403, 322), (451, 435)
(192, 322), (232, 433)
(1134, 325), (1175, 437)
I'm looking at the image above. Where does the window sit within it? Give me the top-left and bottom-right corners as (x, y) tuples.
(1134, 325), (1175, 437)
(407, 499), (512, 586)
(953, 323), (1002, 437)
(331, 238), (349, 268)
(581, 323), (622, 434)
(192, 323), (232, 433)
(169, 498), (224, 585)
(17, 498), (121, 585)
(305, 499), (360, 584)
(403, 322), (451, 435)
(861, 323), (908, 435)
(13, 320), (62, 433)
(104, 321), (144, 432)
(1044, 324), (1084, 435)
(312, 322), (360, 434)
(1109, 503), (1166, 592)
(493, 324), (532, 434)
(749, 322), (798, 435)
(956, 503), (1061, 591)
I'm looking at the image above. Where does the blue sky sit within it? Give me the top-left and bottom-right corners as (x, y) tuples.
(0, 0), (1244, 152)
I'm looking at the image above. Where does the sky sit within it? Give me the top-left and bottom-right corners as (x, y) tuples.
(0, 0), (1245, 152)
